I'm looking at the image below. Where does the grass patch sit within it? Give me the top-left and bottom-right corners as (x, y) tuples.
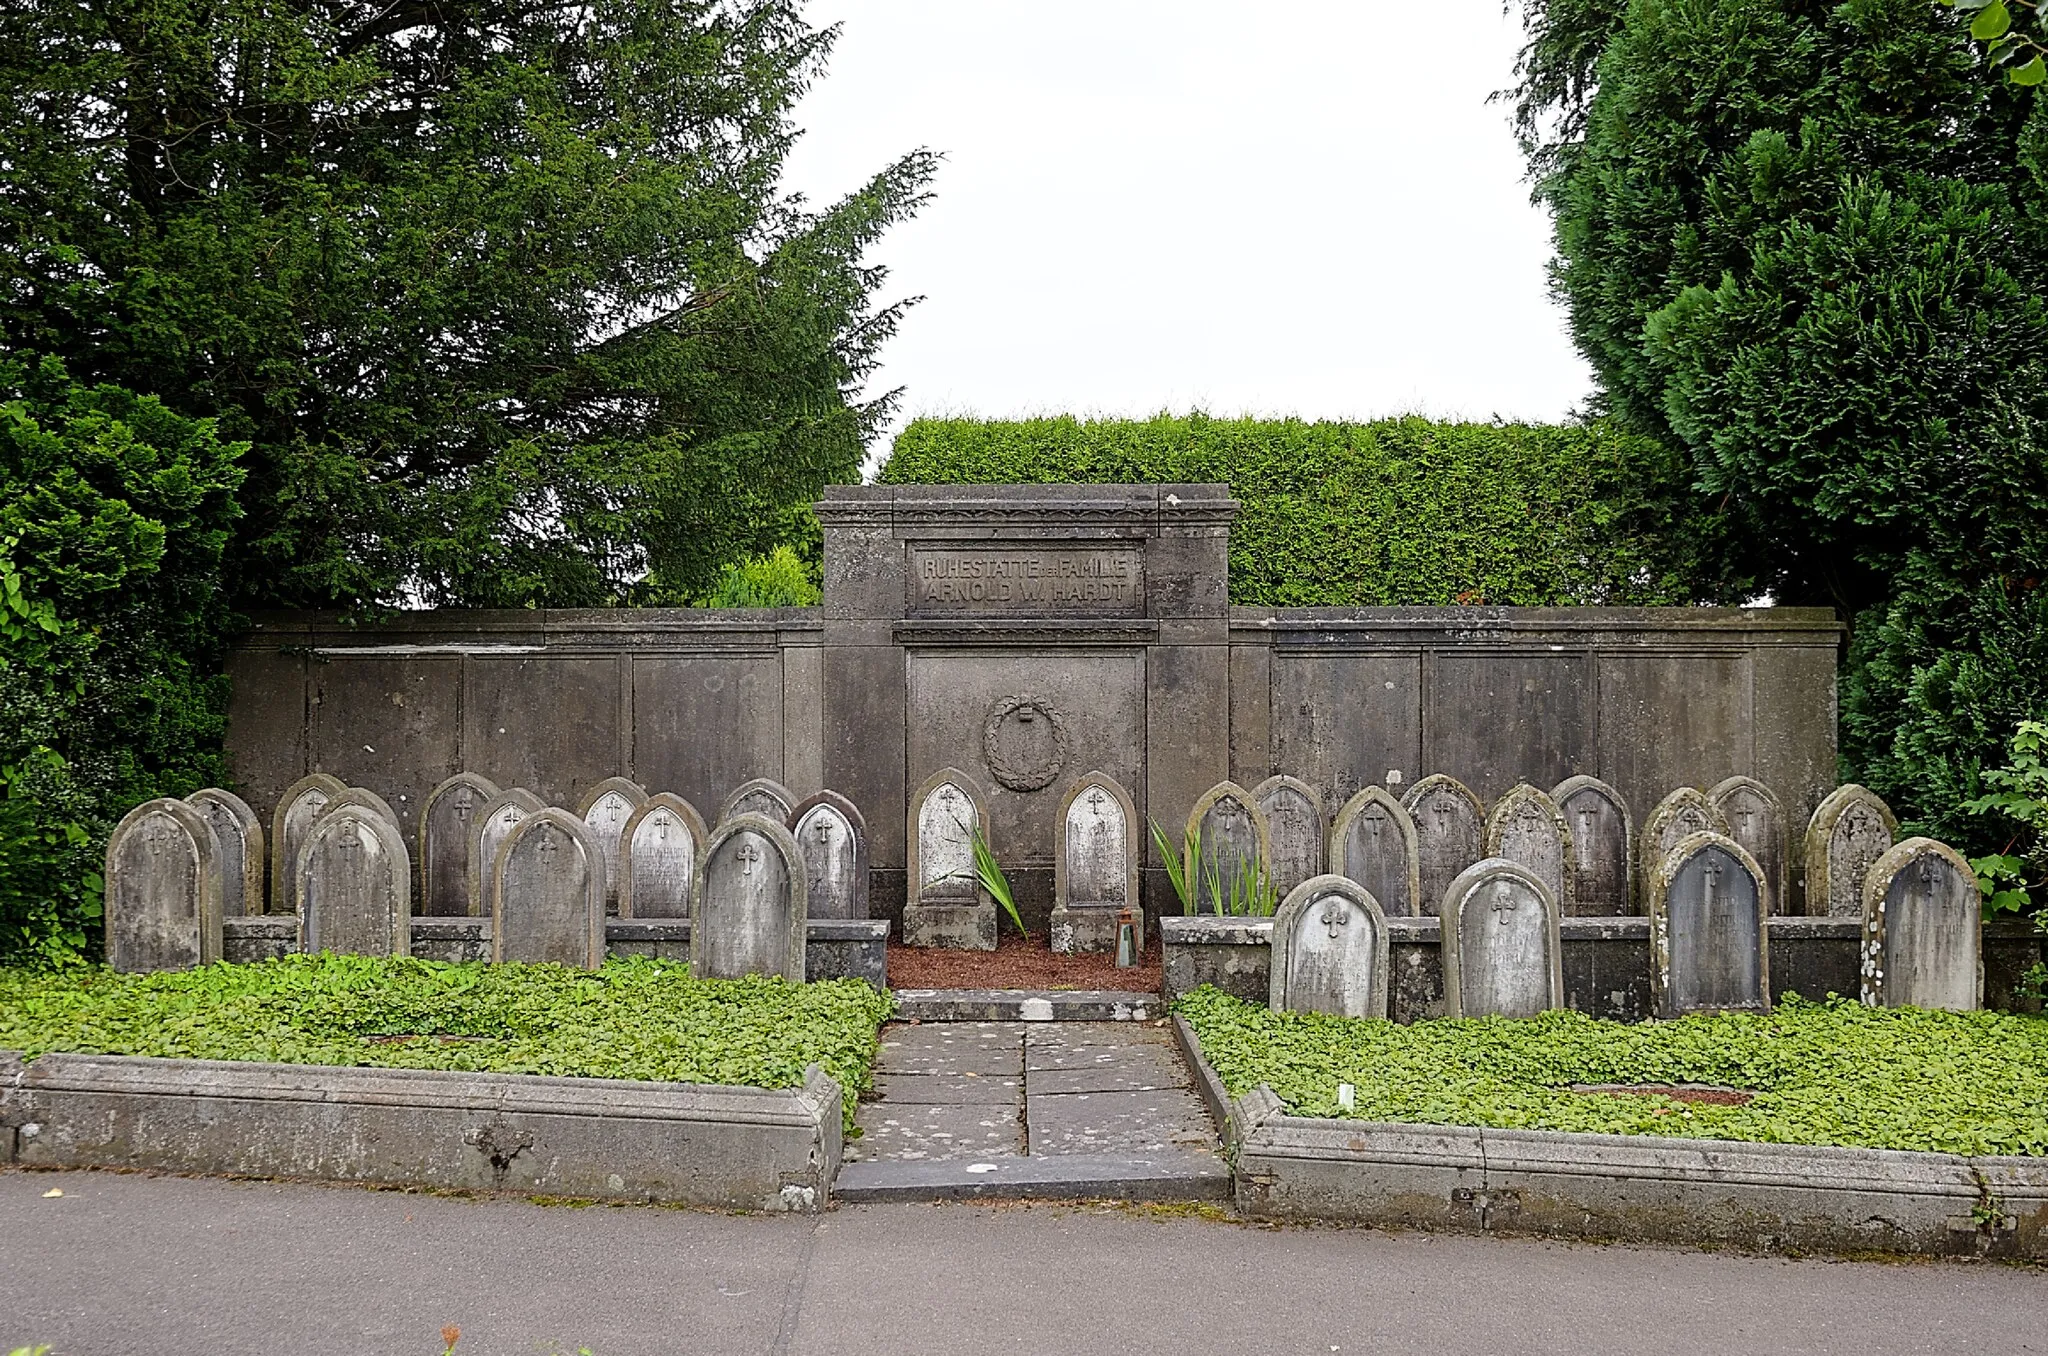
(0, 954), (895, 1133)
(1175, 986), (2048, 1156)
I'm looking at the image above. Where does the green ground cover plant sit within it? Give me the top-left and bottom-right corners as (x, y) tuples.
(1175, 986), (2048, 1157)
(0, 955), (894, 1132)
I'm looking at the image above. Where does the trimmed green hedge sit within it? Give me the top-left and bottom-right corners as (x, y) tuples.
(1175, 986), (2048, 1156)
(0, 955), (895, 1132)
(881, 414), (1745, 607)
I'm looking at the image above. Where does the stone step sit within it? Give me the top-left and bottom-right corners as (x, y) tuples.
(833, 1151), (1231, 1204)
(890, 989), (1161, 1022)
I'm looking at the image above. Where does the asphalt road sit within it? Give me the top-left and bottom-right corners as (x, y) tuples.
(3, 1167), (2041, 1356)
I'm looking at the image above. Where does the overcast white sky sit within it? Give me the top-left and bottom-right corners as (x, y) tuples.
(779, 1), (1592, 456)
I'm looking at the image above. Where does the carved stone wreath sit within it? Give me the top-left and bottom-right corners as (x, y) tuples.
(982, 696), (1069, 792)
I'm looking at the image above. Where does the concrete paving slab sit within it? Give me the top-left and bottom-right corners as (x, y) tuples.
(872, 1022), (1025, 1076)
(1027, 1086), (1222, 1156)
(1023, 1021), (1179, 1070)
(849, 1102), (1024, 1162)
(871, 1072), (1021, 1105)
(835, 1151), (1231, 1203)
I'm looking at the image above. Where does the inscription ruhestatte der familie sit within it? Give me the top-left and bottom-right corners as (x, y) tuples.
(909, 548), (1144, 612)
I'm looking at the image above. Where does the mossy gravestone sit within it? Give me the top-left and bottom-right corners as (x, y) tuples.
(1650, 832), (1771, 1018)
(692, 814), (806, 981)
(1710, 776), (1788, 916)
(298, 805), (411, 958)
(1404, 774), (1484, 919)
(185, 788), (264, 918)
(618, 792), (708, 919)
(270, 772), (346, 916)
(1861, 837), (1980, 1012)
(1639, 788), (1726, 911)
(1051, 772), (1138, 953)
(105, 798), (225, 972)
(788, 790), (869, 921)
(470, 788), (546, 917)
(493, 808), (605, 968)
(1252, 775), (1326, 903)
(1485, 783), (1573, 913)
(1551, 775), (1631, 916)
(1268, 875), (1389, 1019)
(1806, 784), (1898, 919)
(721, 776), (796, 825)
(418, 772), (500, 917)
(1330, 787), (1421, 918)
(1440, 858), (1563, 1019)
(1185, 781), (1273, 914)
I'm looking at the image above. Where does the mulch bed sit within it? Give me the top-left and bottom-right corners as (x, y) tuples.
(1570, 1083), (1757, 1107)
(888, 932), (1162, 992)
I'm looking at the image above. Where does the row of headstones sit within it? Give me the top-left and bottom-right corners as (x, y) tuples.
(103, 774), (865, 980)
(1264, 835), (1981, 1023)
(1182, 773), (1909, 922)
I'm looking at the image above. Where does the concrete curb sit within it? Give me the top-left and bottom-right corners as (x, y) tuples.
(835, 1151), (1231, 1203)
(0, 1050), (842, 1213)
(891, 989), (1159, 1022)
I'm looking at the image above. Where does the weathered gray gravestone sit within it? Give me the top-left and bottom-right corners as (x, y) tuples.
(787, 790), (869, 922)
(1862, 837), (1980, 1011)
(1805, 784), (1899, 919)
(298, 805), (411, 957)
(1185, 781), (1274, 915)
(1650, 831), (1772, 1017)
(185, 788), (264, 918)
(269, 773), (347, 916)
(1050, 772), (1139, 953)
(492, 808), (605, 968)
(1709, 776), (1789, 916)
(618, 793), (709, 919)
(1440, 858), (1563, 1019)
(1329, 787), (1422, 917)
(1484, 783), (1574, 913)
(1403, 775), (1485, 920)
(1638, 787), (1727, 910)
(1551, 775), (1632, 916)
(104, 798), (225, 973)
(720, 777), (796, 825)
(1269, 874), (1390, 1019)
(470, 788), (547, 917)
(691, 813), (807, 982)
(417, 772), (501, 917)
(1252, 775), (1326, 903)
(576, 777), (647, 910)
(315, 786), (403, 835)
(904, 768), (996, 949)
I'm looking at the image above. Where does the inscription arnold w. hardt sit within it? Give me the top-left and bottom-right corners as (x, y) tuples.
(909, 548), (1144, 612)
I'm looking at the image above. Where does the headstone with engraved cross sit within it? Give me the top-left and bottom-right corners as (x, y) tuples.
(1051, 772), (1140, 953)
(1403, 775), (1485, 919)
(1185, 782), (1274, 915)
(618, 792), (709, 919)
(1252, 776), (1327, 902)
(1861, 837), (1980, 1011)
(1805, 784), (1899, 919)
(787, 790), (869, 922)
(417, 773), (500, 917)
(692, 813), (807, 981)
(185, 788), (265, 919)
(1551, 775), (1633, 916)
(298, 804), (411, 957)
(104, 797), (226, 973)
(469, 788), (546, 918)
(1330, 787), (1422, 917)
(906, 767), (996, 949)
(1269, 874), (1390, 1018)
(720, 777), (797, 826)
(493, 808), (605, 967)
(1709, 776), (1789, 915)
(1441, 858), (1563, 1018)
(576, 777), (648, 912)
(1485, 782), (1575, 912)
(269, 773), (347, 917)
(1649, 831), (1771, 1017)
(1639, 788), (1728, 911)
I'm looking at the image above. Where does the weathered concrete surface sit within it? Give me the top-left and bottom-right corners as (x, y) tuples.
(0, 1052), (841, 1213)
(891, 989), (1158, 1022)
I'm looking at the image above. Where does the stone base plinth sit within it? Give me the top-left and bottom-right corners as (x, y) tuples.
(903, 900), (997, 950)
(1049, 905), (1142, 955)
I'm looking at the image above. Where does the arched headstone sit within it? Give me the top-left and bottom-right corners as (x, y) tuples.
(1551, 775), (1632, 916)
(104, 798), (225, 973)
(1650, 831), (1771, 1017)
(1862, 837), (1980, 1011)
(1269, 875), (1390, 1019)
(298, 805), (411, 957)
(1329, 787), (1421, 917)
(492, 808), (605, 967)
(1639, 788), (1726, 909)
(1441, 858), (1563, 1019)
(1484, 783), (1574, 911)
(315, 786), (402, 836)
(1403, 775), (1485, 919)
(1051, 772), (1139, 953)
(576, 777), (648, 909)
(905, 768), (995, 949)
(1805, 785), (1898, 919)
(269, 773), (346, 916)
(720, 777), (796, 825)
(470, 788), (546, 917)
(788, 790), (870, 921)
(1185, 782), (1274, 915)
(1252, 776), (1326, 902)
(1709, 776), (1788, 916)
(692, 814), (806, 981)
(417, 773), (501, 917)
(185, 788), (264, 918)
(618, 793), (709, 919)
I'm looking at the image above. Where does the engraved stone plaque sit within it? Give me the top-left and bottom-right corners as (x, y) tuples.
(908, 547), (1144, 614)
